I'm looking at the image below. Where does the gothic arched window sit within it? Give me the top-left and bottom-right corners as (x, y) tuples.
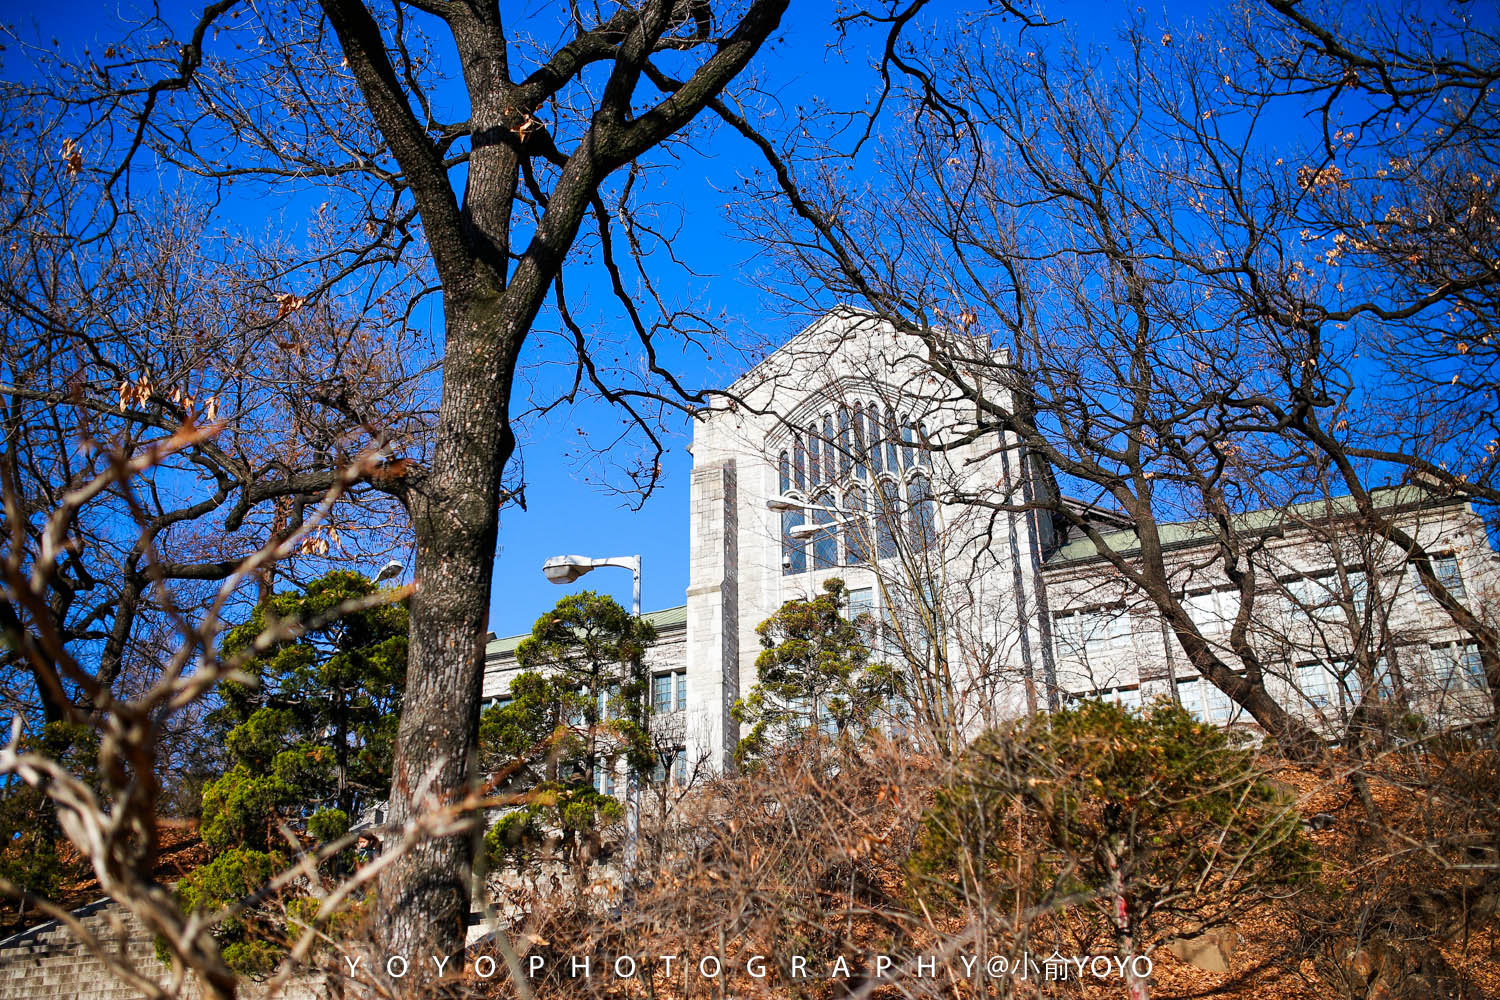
(877, 477), (902, 561)
(838, 406), (852, 478)
(869, 403), (884, 474)
(782, 508), (806, 576)
(808, 427), (820, 487)
(853, 404), (868, 479)
(909, 473), (937, 549)
(812, 494), (837, 570)
(778, 451), (790, 495)
(793, 433), (806, 491)
(885, 406), (900, 470)
(845, 485), (869, 565)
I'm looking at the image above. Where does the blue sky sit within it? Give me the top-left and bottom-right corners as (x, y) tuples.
(14, 0), (1205, 639)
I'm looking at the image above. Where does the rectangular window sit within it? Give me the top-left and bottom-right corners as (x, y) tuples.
(594, 759), (617, 796)
(1052, 613), (1086, 659)
(847, 587), (874, 620)
(1374, 655), (1396, 700)
(1177, 677), (1241, 724)
(1432, 640), (1487, 692)
(1285, 571), (1366, 624)
(1431, 554), (1466, 599)
(1095, 686), (1141, 712)
(652, 670), (687, 713)
(1295, 661), (1344, 711)
(1184, 589), (1239, 632)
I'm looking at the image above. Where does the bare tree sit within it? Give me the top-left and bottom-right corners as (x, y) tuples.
(725, 4), (1500, 754)
(5, 1), (807, 984)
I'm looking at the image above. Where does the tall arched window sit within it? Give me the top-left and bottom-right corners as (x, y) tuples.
(812, 495), (837, 570)
(838, 407), (852, 478)
(869, 403), (884, 474)
(885, 406), (901, 470)
(793, 433), (806, 491)
(778, 451), (790, 495)
(901, 419), (915, 470)
(782, 509), (805, 576)
(917, 423), (932, 467)
(808, 427), (820, 487)
(853, 404), (868, 479)
(845, 485), (868, 565)
(909, 473), (937, 549)
(877, 477), (902, 560)
(822, 414), (836, 479)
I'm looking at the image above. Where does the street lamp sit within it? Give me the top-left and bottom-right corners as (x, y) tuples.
(541, 553), (645, 871)
(542, 554), (641, 615)
(374, 559), (404, 584)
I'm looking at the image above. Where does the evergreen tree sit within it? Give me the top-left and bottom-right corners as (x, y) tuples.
(733, 577), (900, 766)
(172, 570), (406, 974)
(911, 700), (1316, 1000)
(0, 722), (99, 930)
(480, 592), (656, 884)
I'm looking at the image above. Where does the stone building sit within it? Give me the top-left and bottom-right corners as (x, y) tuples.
(482, 308), (1498, 779)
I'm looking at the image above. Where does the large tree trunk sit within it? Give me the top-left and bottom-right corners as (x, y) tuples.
(372, 298), (518, 985)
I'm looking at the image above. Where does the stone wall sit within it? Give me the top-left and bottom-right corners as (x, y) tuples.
(0, 899), (322, 1000)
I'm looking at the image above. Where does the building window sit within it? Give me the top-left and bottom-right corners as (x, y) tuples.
(594, 757), (617, 796)
(845, 486), (868, 564)
(901, 420), (915, 469)
(808, 426), (820, 487)
(877, 478), (901, 560)
(778, 451), (789, 495)
(853, 404), (868, 479)
(1429, 554), (1466, 599)
(823, 413), (837, 478)
(869, 404), (884, 474)
(653, 669), (687, 713)
(1374, 654), (1397, 700)
(653, 746), (688, 787)
(1177, 677), (1242, 724)
(909, 473), (937, 549)
(1052, 608), (1130, 660)
(782, 508), (806, 576)
(837, 407), (852, 478)
(1295, 661), (1342, 711)
(793, 433), (805, 491)
(813, 497), (838, 569)
(1077, 685), (1142, 712)
(884, 406), (900, 471)
(1432, 640), (1487, 692)
(1285, 570), (1367, 624)
(597, 683), (621, 720)
(847, 587), (874, 620)
(1183, 588), (1240, 632)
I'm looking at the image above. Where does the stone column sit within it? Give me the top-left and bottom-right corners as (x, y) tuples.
(685, 459), (740, 773)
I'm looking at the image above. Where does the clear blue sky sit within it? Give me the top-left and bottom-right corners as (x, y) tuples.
(14, 0), (1198, 639)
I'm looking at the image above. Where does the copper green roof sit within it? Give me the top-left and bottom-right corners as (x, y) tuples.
(484, 604), (688, 661)
(1044, 486), (1461, 567)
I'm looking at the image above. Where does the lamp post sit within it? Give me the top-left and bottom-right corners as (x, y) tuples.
(542, 554), (641, 615)
(541, 553), (644, 870)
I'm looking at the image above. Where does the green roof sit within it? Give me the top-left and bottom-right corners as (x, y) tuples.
(1045, 486), (1460, 567)
(484, 604), (688, 660)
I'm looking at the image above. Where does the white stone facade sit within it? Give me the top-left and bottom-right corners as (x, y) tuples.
(482, 309), (1498, 774)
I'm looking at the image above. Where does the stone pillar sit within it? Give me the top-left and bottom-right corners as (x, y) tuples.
(685, 459), (739, 773)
